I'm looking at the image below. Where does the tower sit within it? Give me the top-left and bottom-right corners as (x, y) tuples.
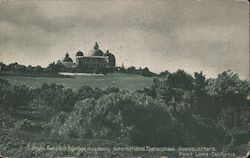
(76, 50), (84, 66)
(94, 42), (99, 49)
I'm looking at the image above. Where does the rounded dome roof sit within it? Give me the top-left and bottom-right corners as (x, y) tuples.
(76, 50), (84, 56)
(104, 50), (113, 56)
(104, 50), (115, 59)
(62, 53), (73, 62)
(89, 42), (104, 56)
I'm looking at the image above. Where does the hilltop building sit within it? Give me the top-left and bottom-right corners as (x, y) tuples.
(60, 42), (116, 70)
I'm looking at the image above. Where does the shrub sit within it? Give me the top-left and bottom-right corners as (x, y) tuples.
(0, 79), (31, 114)
(13, 119), (42, 133)
(54, 92), (181, 146)
(33, 83), (77, 112)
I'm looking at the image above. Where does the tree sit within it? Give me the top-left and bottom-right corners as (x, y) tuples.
(126, 66), (136, 73)
(0, 79), (31, 114)
(33, 83), (77, 112)
(0, 62), (6, 71)
(205, 70), (249, 145)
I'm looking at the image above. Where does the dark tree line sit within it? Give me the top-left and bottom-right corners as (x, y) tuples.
(0, 62), (43, 73)
(117, 66), (157, 77)
(0, 62), (115, 75)
(0, 62), (157, 77)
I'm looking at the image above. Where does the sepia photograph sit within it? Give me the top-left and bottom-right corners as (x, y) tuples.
(0, 0), (249, 157)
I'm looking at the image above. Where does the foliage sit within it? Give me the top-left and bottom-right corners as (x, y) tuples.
(13, 119), (42, 133)
(137, 70), (249, 146)
(53, 92), (182, 146)
(0, 62), (115, 76)
(32, 83), (77, 112)
(0, 79), (31, 114)
(117, 66), (157, 77)
(0, 69), (248, 149)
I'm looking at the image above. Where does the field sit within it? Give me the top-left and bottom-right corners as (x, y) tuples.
(0, 73), (153, 91)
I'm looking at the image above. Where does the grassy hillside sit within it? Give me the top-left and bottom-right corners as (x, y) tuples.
(0, 73), (153, 91)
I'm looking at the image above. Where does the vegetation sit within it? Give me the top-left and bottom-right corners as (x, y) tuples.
(1, 62), (157, 77)
(0, 70), (249, 157)
(0, 62), (72, 78)
(0, 73), (153, 91)
(118, 66), (157, 77)
(0, 62), (116, 76)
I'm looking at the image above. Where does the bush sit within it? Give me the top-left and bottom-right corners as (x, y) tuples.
(13, 119), (42, 133)
(0, 70), (248, 148)
(33, 83), (77, 112)
(0, 79), (31, 114)
(53, 92), (182, 146)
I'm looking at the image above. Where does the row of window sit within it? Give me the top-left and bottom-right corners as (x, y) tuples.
(83, 58), (106, 63)
(83, 63), (106, 67)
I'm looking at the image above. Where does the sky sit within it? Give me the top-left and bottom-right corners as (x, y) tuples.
(0, 0), (249, 79)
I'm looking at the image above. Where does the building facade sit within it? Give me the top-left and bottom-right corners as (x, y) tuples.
(61, 42), (116, 70)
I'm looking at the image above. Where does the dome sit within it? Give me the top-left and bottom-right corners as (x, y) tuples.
(104, 50), (113, 57)
(89, 42), (104, 56)
(104, 50), (115, 59)
(62, 53), (73, 62)
(76, 50), (84, 56)
(104, 50), (116, 67)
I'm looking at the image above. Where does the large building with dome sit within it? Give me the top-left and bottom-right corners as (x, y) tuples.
(60, 42), (116, 70)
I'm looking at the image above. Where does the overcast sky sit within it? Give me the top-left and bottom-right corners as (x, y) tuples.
(0, 0), (249, 79)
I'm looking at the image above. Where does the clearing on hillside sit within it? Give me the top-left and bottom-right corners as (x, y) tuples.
(0, 73), (153, 91)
